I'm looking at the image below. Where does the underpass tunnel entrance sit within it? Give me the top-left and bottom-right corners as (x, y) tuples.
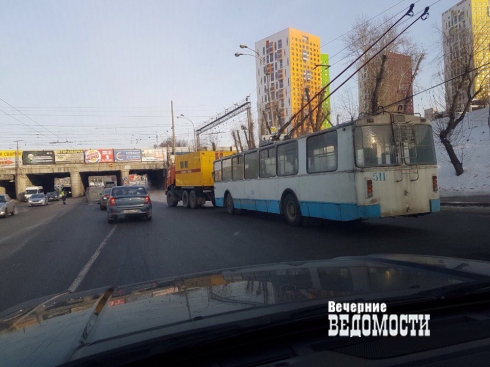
(130, 169), (166, 190)
(26, 173), (70, 193)
(0, 180), (16, 198)
(79, 171), (119, 192)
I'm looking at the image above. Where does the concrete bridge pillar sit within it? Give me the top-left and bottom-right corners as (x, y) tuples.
(120, 169), (130, 185)
(15, 174), (33, 201)
(70, 171), (84, 197)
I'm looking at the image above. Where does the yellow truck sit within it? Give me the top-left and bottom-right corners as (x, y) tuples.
(165, 151), (233, 208)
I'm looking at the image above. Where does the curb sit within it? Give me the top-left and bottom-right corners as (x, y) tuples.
(441, 202), (490, 207)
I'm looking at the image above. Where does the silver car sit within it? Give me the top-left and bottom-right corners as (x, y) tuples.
(99, 188), (112, 210)
(0, 194), (16, 218)
(107, 186), (152, 223)
(28, 193), (49, 207)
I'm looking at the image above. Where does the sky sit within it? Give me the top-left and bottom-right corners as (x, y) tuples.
(0, 0), (451, 151)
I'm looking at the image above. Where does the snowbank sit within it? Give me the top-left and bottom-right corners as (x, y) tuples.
(433, 108), (490, 197)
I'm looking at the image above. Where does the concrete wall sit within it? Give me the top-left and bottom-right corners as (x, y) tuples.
(15, 174), (33, 201)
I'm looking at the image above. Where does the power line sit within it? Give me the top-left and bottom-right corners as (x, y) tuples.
(320, 0), (415, 49)
(0, 98), (73, 148)
(376, 60), (490, 110)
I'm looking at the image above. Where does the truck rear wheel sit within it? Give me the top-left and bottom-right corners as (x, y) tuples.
(189, 190), (197, 209)
(182, 190), (190, 208)
(167, 191), (178, 207)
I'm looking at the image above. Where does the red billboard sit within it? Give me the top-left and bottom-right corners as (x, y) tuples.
(84, 149), (114, 164)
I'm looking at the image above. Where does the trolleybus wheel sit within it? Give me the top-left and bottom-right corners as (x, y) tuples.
(226, 193), (235, 215)
(283, 194), (303, 227)
(182, 191), (190, 208)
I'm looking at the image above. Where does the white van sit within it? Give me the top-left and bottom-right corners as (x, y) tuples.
(25, 186), (44, 201)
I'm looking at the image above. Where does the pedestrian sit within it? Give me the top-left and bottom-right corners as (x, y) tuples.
(61, 189), (67, 205)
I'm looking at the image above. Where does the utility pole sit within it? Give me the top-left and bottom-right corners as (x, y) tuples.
(246, 102), (255, 148)
(171, 101), (175, 157)
(14, 140), (22, 198)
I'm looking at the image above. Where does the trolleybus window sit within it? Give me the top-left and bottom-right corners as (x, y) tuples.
(277, 141), (298, 176)
(213, 161), (221, 182)
(354, 125), (397, 167)
(222, 158), (232, 181)
(406, 125), (437, 165)
(232, 155), (244, 180)
(259, 147), (276, 178)
(307, 131), (338, 173)
(244, 151), (259, 179)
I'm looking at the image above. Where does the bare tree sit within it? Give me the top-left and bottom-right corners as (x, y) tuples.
(289, 75), (330, 137)
(158, 137), (188, 148)
(343, 15), (426, 115)
(231, 131), (240, 152)
(432, 26), (490, 176)
(235, 130), (244, 152)
(338, 86), (359, 121)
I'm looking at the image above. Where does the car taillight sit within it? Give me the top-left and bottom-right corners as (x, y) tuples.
(144, 196), (150, 204)
(109, 197), (116, 206)
(367, 180), (373, 197)
(432, 175), (438, 192)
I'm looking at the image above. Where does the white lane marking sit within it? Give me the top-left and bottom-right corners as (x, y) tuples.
(68, 225), (118, 293)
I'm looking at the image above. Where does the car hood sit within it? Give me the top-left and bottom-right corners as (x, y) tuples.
(2, 254), (490, 366)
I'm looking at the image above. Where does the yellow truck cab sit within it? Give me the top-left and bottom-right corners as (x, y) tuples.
(166, 151), (233, 208)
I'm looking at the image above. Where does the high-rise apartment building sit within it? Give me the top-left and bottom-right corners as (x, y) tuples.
(255, 28), (326, 138)
(442, 0), (490, 111)
(320, 54), (331, 129)
(358, 52), (413, 115)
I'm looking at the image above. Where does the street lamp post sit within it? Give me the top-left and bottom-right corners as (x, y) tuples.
(177, 114), (198, 151)
(235, 44), (276, 134)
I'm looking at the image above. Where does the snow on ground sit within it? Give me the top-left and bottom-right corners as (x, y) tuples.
(433, 108), (490, 197)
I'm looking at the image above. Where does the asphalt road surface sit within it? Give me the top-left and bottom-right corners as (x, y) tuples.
(1, 192), (489, 312)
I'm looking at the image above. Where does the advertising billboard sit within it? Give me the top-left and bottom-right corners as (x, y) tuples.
(22, 151), (55, 165)
(141, 149), (166, 162)
(55, 150), (85, 164)
(114, 149), (142, 162)
(0, 150), (22, 168)
(84, 149), (114, 164)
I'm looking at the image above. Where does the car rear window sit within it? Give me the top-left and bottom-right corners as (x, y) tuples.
(112, 187), (147, 196)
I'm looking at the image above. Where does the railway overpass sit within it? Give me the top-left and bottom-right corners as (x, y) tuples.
(0, 161), (168, 200)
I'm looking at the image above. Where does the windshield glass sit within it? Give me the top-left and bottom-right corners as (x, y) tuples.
(25, 189), (39, 194)
(401, 124), (437, 165)
(354, 124), (436, 167)
(354, 125), (397, 167)
(0, 196), (5, 202)
(31, 194), (44, 198)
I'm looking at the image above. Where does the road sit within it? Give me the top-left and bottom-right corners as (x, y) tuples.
(1, 192), (489, 312)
